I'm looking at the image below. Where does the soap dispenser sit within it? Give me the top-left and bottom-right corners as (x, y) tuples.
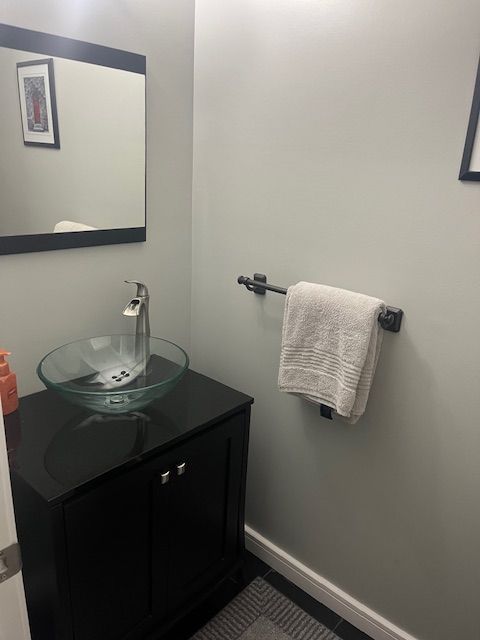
(0, 350), (19, 415)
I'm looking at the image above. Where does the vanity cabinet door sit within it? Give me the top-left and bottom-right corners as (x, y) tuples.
(164, 413), (246, 613)
(63, 465), (154, 640)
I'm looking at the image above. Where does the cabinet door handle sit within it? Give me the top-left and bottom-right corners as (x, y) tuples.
(160, 470), (170, 485)
(176, 462), (186, 476)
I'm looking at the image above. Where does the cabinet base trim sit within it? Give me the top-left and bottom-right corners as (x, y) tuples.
(245, 525), (418, 640)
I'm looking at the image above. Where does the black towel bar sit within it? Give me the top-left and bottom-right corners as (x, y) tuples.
(237, 274), (403, 333)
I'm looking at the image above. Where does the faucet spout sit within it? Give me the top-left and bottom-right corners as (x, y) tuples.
(123, 298), (142, 317)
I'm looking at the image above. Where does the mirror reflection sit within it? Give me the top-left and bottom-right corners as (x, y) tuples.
(0, 47), (145, 237)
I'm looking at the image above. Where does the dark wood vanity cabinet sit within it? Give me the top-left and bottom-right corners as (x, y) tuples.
(65, 414), (245, 640)
(5, 369), (252, 640)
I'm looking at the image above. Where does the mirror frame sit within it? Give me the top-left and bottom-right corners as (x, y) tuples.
(0, 23), (146, 255)
(459, 55), (480, 181)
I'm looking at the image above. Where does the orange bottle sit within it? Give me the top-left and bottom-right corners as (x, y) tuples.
(0, 350), (19, 415)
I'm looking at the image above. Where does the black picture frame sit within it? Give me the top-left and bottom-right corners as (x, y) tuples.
(459, 55), (480, 181)
(0, 23), (146, 255)
(17, 58), (60, 149)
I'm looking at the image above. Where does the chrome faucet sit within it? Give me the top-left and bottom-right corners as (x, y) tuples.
(123, 280), (150, 373)
(123, 280), (150, 337)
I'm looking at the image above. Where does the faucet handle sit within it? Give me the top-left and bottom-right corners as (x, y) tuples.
(125, 280), (149, 297)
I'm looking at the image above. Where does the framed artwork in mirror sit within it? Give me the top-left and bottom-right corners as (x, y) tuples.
(17, 58), (60, 148)
(459, 55), (480, 181)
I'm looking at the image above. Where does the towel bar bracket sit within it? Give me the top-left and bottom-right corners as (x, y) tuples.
(237, 274), (403, 333)
(252, 273), (267, 294)
(378, 307), (403, 333)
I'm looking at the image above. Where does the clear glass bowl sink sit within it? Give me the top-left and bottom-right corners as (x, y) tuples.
(37, 335), (189, 414)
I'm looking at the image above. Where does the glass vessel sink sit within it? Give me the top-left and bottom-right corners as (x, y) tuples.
(37, 335), (189, 414)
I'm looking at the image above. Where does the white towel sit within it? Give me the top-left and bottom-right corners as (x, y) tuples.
(278, 282), (386, 423)
(53, 220), (97, 232)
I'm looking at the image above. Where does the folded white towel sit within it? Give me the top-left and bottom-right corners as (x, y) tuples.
(53, 220), (97, 233)
(278, 282), (386, 423)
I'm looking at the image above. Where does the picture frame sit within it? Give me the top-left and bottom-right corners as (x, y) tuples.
(459, 55), (480, 181)
(16, 57), (60, 148)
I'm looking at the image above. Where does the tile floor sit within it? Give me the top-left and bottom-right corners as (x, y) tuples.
(162, 552), (374, 640)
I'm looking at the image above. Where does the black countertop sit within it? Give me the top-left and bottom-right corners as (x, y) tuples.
(4, 368), (253, 506)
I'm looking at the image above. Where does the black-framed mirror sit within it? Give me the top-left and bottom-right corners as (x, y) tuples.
(459, 55), (480, 181)
(0, 24), (146, 255)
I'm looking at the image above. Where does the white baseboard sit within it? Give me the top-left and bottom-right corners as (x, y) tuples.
(245, 525), (419, 640)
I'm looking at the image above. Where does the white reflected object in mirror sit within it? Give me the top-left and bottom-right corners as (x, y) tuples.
(53, 220), (98, 233)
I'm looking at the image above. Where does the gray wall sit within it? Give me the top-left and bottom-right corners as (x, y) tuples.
(0, 49), (145, 235)
(191, 1), (480, 639)
(0, 0), (194, 395)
